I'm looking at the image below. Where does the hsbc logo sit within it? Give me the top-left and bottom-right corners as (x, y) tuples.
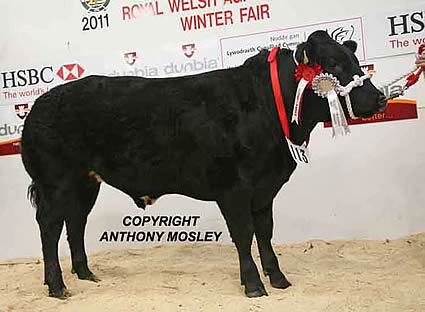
(388, 11), (425, 36)
(56, 64), (85, 81)
(1, 64), (86, 89)
(1, 67), (54, 89)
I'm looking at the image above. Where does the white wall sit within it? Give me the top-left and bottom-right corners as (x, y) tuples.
(1, 0), (425, 260)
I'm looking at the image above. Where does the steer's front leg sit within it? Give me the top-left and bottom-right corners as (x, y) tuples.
(217, 192), (267, 297)
(252, 201), (291, 289)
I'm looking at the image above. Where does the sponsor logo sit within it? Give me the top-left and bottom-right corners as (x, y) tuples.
(225, 43), (280, 59)
(109, 66), (160, 77)
(1, 64), (85, 89)
(328, 25), (355, 42)
(164, 58), (219, 75)
(182, 44), (196, 58)
(14, 104), (30, 120)
(56, 64), (85, 81)
(124, 52), (138, 65)
(0, 123), (24, 137)
(388, 11), (425, 36)
(81, 0), (111, 13)
(1, 67), (54, 89)
(109, 57), (219, 77)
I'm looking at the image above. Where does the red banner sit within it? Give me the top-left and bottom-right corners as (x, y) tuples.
(0, 138), (21, 156)
(324, 99), (418, 128)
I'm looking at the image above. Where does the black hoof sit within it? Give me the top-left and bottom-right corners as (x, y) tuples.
(72, 267), (100, 282)
(71, 263), (100, 283)
(269, 273), (291, 289)
(245, 285), (268, 298)
(49, 287), (71, 299)
(82, 273), (101, 282)
(270, 277), (291, 289)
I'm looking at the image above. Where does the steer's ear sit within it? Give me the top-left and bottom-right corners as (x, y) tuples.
(295, 42), (315, 65)
(343, 40), (357, 53)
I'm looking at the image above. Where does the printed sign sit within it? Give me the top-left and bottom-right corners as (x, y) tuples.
(363, 4), (425, 59)
(0, 62), (89, 107)
(220, 17), (365, 68)
(120, 0), (272, 32)
(105, 41), (221, 78)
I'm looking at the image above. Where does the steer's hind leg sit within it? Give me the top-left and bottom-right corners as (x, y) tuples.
(35, 182), (69, 299)
(217, 192), (267, 298)
(65, 175), (100, 282)
(252, 201), (291, 289)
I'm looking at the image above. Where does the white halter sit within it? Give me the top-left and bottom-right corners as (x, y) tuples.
(337, 73), (372, 120)
(311, 72), (371, 137)
(292, 48), (372, 136)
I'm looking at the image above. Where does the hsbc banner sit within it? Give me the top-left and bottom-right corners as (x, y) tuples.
(0, 63), (91, 106)
(0, 59), (107, 156)
(364, 3), (425, 59)
(0, 64), (83, 156)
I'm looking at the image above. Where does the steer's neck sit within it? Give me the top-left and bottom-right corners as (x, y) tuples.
(244, 49), (319, 146)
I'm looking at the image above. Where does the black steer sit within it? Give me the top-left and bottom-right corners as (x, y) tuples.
(21, 30), (386, 298)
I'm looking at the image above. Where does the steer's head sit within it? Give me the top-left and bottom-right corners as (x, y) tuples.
(295, 30), (387, 121)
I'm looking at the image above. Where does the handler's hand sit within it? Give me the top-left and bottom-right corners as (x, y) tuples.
(415, 55), (425, 68)
(415, 54), (425, 79)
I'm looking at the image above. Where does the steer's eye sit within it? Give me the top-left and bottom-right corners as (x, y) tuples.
(324, 57), (344, 74)
(327, 58), (337, 68)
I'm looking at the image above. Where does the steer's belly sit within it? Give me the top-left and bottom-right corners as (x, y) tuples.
(91, 146), (241, 201)
(91, 137), (295, 206)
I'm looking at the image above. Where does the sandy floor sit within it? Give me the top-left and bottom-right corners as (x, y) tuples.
(1, 233), (425, 312)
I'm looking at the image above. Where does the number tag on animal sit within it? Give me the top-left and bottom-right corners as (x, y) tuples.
(286, 138), (310, 164)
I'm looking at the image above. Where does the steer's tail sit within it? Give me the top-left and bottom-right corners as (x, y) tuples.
(27, 181), (40, 210)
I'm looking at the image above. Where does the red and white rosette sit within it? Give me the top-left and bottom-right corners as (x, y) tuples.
(293, 64), (322, 124)
(312, 73), (350, 137)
